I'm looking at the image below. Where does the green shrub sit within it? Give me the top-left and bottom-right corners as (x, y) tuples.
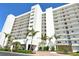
(56, 45), (72, 54)
(76, 51), (79, 53)
(0, 48), (5, 51)
(4, 48), (10, 51)
(44, 46), (49, 51)
(0, 48), (10, 51)
(38, 46), (49, 51)
(25, 50), (32, 54)
(51, 46), (55, 51)
(4, 46), (10, 51)
(38, 47), (42, 51)
(16, 50), (32, 54)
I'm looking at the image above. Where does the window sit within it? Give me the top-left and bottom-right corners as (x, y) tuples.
(78, 21), (79, 22)
(64, 22), (67, 25)
(55, 20), (58, 22)
(63, 31), (65, 33)
(30, 21), (33, 23)
(63, 15), (65, 17)
(44, 30), (46, 32)
(74, 41), (77, 43)
(70, 26), (72, 28)
(66, 31), (69, 34)
(68, 41), (71, 43)
(54, 17), (57, 19)
(73, 36), (75, 38)
(62, 12), (64, 13)
(72, 30), (74, 33)
(57, 41), (61, 43)
(64, 19), (66, 21)
(30, 25), (32, 27)
(67, 14), (69, 16)
(75, 12), (77, 14)
(76, 16), (78, 18)
(65, 41), (67, 43)
(45, 26), (46, 28)
(68, 18), (70, 20)
(65, 26), (68, 29)
(55, 28), (59, 30)
(67, 35), (70, 39)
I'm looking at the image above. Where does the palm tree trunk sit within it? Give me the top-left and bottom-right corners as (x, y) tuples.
(42, 40), (45, 51)
(54, 38), (57, 51)
(3, 38), (5, 47)
(48, 40), (51, 51)
(25, 39), (28, 50)
(29, 36), (33, 51)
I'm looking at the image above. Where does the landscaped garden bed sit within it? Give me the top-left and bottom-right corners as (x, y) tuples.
(0, 48), (32, 54)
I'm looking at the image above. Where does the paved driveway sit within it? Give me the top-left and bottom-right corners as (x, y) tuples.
(0, 51), (31, 56)
(32, 51), (70, 56)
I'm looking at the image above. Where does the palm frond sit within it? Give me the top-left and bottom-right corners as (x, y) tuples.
(41, 33), (48, 41)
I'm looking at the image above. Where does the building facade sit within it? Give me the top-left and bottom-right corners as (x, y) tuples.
(53, 3), (79, 52)
(2, 3), (79, 52)
(11, 4), (43, 51)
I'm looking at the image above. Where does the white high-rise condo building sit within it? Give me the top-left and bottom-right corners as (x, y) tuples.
(1, 4), (54, 51)
(11, 4), (43, 51)
(2, 3), (79, 52)
(53, 3), (79, 52)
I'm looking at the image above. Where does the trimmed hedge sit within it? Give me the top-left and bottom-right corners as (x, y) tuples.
(0, 48), (32, 54)
(44, 46), (49, 51)
(0, 48), (10, 51)
(38, 46), (49, 51)
(56, 45), (72, 54)
(38, 46), (55, 51)
(16, 50), (32, 54)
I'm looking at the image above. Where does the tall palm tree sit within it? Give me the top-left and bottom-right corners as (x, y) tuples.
(3, 32), (10, 47)
(6, 34), (14, 49)
(12, 42), (22, 51)
(54, 34), (61, 51)
(54, 34), (60, 40)
(29, 28), (39, 50)
(24, 29), (31, 50)
(40, 33), (48, 51)
(48, 36), (53, 51)
(3, 32), (14, 49)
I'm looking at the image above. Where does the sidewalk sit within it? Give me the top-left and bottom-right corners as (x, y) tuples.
(32, 51), (70, 56)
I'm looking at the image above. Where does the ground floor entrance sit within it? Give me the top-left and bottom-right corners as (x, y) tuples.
(28, 44), (36, 51)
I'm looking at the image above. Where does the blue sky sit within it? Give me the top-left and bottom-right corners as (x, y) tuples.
(0, 3), (67, 32)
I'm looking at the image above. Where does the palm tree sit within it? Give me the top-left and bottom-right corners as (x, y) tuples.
(53, 34), (61, 51)
(48, 36), (53, 51)
(40, 33), (48, 51)
(12, 42), (22, 51)
(54, 34), (60, 40)
(3, 32), (14, 49)
(6, 35), (14, 49)
(24, 29), (31, 50)
(29, 28), (39, 50)
(3, 32), (8, 46)
(3, 32), (9, 47)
